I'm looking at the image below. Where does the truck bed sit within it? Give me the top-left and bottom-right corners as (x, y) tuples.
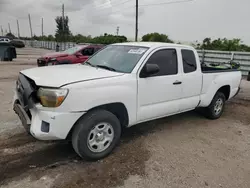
(201, 66), (240, 73)
(200, 69), (242, 107)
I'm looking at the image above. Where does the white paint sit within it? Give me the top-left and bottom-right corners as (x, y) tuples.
(16, 42), (242, 140)
(20, 64), (124, 87)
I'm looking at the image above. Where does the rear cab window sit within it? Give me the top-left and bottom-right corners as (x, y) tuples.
(181, 49), (197, 73)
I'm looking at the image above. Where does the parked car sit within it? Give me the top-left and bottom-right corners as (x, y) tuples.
(37, 44), (104, 67)
(10, 39), (25, 48)
(0, 37), (11, 43)
(13, 42), (241, 160)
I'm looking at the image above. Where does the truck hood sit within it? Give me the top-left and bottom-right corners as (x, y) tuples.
(20, 64), (124, 87)
(42, 52), (69, 59)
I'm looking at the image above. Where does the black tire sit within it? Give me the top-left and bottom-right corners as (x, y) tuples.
(204, 92), (226, 119)
(72, 109), (121, 160)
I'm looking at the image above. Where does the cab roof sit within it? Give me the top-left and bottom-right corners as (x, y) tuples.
(112, 42), (194, 50)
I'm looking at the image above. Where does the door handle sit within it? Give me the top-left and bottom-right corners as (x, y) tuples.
(173, 81), (182, 85)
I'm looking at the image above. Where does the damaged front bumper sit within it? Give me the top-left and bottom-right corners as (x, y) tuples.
(13, 73), (85, 140)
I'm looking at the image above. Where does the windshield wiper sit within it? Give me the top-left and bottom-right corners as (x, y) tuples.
(96, 65), (116, 72)
(83, 61), (95, 67)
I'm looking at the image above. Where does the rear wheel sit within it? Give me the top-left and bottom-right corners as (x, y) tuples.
(204, 92), (226, 119)
(72, 109), (121, 160)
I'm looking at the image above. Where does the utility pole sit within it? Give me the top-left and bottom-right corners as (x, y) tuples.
(42, 18), (44, 37)
(135, 0), (138, 41)
(17, 20), (20, 38)
(8, 23), (11, 33)
(28, 14), (33, 38)
(62, 4), (65, 42)
(0, 26), (3, 36)
(116, 26), (119, 36)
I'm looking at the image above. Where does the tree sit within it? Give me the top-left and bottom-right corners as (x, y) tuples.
(33, 35), (39, 40)
(142, 33), (173, 43)
(72, 34), (91, 43)
(5, 33), (16, 39)
(47, 35), (55, 41)
(92, 34), (127, 44)
(198, 37), (250, 52)
(55, 16), (71, 42)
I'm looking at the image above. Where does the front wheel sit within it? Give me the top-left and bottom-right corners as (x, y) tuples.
(204, 92), (226, 119)
(72, 109), (121, 160)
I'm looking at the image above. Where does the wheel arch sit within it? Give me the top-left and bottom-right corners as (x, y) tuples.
(66, 102), (129, 140)
(217, 85), (230, 100)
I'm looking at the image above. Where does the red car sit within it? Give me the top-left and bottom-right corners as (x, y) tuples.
(37, 44), (104, 66)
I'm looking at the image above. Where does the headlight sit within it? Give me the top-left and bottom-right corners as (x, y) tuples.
(50, 58), (57, 61)
(37, 88), (68, 107)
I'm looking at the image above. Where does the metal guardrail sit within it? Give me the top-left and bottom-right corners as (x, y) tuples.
(24, 40), (250, 76)
(24, 40), (76, 51)
(197, 50), (250, 76)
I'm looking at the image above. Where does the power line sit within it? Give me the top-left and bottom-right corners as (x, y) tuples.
(76, 0), (118, 10)
(139, 0), (194, 7)
(95, 0), (133, 11)
(91, 6), (134, 19)
(88, 0), (194, 41)
(8, 23), (11, 33)
(0, 26), (3, 36)
(76, 22), (133, 30)
(90, 0), (193, 20)
(80, 0), (133, 12)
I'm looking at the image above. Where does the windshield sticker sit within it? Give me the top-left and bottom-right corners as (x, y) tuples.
(128, 48), (146, 54)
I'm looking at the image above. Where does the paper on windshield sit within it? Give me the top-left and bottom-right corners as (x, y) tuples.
(128, 48), (146, 54)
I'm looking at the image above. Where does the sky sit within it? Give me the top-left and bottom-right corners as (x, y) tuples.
(0, 0), (250, 44)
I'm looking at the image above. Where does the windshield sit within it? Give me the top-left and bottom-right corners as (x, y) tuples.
(85, 45), (149, 73)
(64, 46), (84, 55)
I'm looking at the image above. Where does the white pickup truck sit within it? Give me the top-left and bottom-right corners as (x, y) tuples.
(13, 42), (241, 160)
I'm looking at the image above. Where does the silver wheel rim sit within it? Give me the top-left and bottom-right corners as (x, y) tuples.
(214, 98), (223, 115)
(87, 122), (114, 153)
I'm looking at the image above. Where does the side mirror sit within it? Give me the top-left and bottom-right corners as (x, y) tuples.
(75, 52), (82, 57)
(140, 64), (160, 78)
